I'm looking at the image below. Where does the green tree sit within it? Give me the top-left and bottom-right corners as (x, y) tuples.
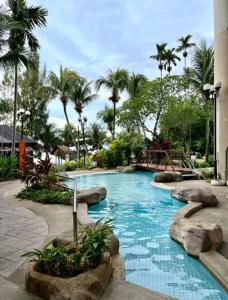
(0, 0), (47, 154)
(164, 48), (180, 75)
(69, 76), (96, 153)
(18, 53), (53, 140)
(60, 123), (77, 147)
(118, 76), (188, 139)
(127, 73), (147, 98)
(188, 39), (214, 159)
(149, 43), (167, 78)
(39, 123), (61, 157)
(161, 98), (201, 152)
(48, 65), (77, 127)
(97, 105), (114, 137)
(176, 34), (195, 69)
(88, 123), (106, 151)
(0, 99), (12, 124)
(95, 68), (129, 140)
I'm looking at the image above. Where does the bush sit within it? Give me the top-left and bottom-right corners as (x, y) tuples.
(95, 150), (107, 167)
(0, 155), (19, 181)
(64, 160), (77, 171)
(22, 219), (113, 277)
(21, 156), (53, 186)
(194, 161), (210, 168)
(16, 185), (73, 205)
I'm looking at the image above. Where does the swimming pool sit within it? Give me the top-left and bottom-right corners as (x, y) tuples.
(74, 171), (228, 300)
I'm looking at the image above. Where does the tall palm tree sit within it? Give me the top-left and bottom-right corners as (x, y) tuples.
(39, 123), (61, 158)
(69, 77), (97, 155)
(176, 34), (195, 69)
(0, 0), (47, 154)
(60, 123), (77, 147)
(95, 68), (129, 139)
(149, 43), (167, 79)
(97, 105), (114, 137)
(127, 73), (147, 98)
(164, 48), (180, 75)
(188, 39), (214, 159)
(89, 123), (106, 151)
(48, 65), (77, 127)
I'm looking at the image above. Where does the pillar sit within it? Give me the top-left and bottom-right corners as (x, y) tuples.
(214, 0), (228, 180)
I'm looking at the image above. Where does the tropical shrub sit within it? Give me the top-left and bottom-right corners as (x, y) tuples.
(22, 219), (113, 277)
(0, 155), (19, 181)
(17, 185), (73, 204)
(64, 160), (77, 171)
(21, 156), (53, 186)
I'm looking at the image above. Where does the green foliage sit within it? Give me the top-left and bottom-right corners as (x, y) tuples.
(22, 219), (113, 277)
(0, 155), (18, 180)
(79, 219), (113, 268)
(16, 185), (73, 205)
(21, 156), (53, 186)
(161, 98), (201, 151)
(64, 160), (77, 171)
(88, 123), (106, 150)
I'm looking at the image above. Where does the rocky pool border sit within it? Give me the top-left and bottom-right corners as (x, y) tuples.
(151, 180), (228, 292)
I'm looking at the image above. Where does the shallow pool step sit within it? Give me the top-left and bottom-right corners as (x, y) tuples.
(182, 173), (198, 180)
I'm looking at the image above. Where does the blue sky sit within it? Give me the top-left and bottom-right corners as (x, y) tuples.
(32, 0), (214, 128)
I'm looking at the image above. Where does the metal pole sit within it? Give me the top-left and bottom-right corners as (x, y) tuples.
(21, 117), (24, 141)
(73, 178), (78, 245)
(214, 94), (217, 180)
(77, 125), (80, 168)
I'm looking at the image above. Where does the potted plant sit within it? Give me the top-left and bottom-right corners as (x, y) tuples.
(24, 219), (114, 300)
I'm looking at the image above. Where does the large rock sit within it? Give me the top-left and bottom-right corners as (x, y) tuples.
(170, 219), (223, 256)
(122, 165), (136, 173)
(25, 252), (113, 300)
(153, 171), (183, 183)
(171, 188), (218, 206)
(74, 187), (107, 205)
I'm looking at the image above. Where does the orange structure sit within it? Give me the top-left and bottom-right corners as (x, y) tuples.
(19, 140), (26, 170)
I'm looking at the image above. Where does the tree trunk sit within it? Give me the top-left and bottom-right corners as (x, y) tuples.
(113, 101), (116, 140)
(62, 102), (70, 127)
(12, 64), (18, 155)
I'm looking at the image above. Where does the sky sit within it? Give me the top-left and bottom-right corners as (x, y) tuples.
(23, 0), (214, 128)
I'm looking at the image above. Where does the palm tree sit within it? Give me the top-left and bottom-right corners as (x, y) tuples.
(89, 123), (106, 151)
(164, 48), (180, 75)
(0, 0), (47, 154)
(39, 123), (61, 158)
(69, 77), (96, 155)
(60, 123), (77, 147)
(149, 43), (167, 79)
(95, 68), (129, 139)
(48, 65), (77, 127)
(176, 34), (195, 69)
(97, 105), (114, 137)
(127, 73), (147, 98)
(188, 39), (214, 159)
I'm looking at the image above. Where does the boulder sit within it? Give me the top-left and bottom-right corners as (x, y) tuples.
(74, 187), (107, 205)
(108, 233), (119, 256)
(153, 171), (183, 183)
(171, 188), (218, 206)
(122, 165), (136, 173)
(171, 172), (183, 182)
(25, 252), (113, 300)
(170, 219), (223, 256)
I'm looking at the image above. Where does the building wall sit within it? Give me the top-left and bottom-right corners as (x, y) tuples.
(214, 0), (228, 180)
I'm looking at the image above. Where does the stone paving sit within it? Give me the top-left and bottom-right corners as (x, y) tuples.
(0, 204), (48, 278)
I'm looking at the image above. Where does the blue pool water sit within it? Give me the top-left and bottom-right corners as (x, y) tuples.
(73, 172), (228, 300)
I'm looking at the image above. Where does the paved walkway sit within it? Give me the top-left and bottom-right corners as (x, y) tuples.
(0, 206), (47, 278)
